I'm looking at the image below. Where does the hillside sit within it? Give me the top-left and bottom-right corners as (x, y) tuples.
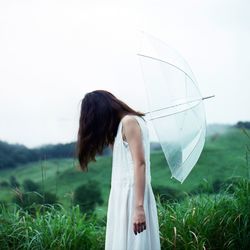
(0, 126), (249, 218)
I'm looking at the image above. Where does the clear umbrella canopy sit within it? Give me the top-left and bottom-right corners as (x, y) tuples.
(137, 32), (209, 183)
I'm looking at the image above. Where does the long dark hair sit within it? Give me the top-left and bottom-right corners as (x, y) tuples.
(75, 90), (145, 171)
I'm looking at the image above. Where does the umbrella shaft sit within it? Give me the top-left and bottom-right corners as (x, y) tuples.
(145, 95), (215, 114)
(146, 101), (201, 120)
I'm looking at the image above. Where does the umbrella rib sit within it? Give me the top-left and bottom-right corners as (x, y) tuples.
(174, 124), (204, 177)
(145, 95), (214, 114)
(137, 53), (194, 84)
(147, 101), (201, 120)
(145, 97), (201, 114)
(182, 124), (205, 167)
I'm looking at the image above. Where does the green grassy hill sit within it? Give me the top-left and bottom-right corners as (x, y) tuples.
(0, 126), (249, 218)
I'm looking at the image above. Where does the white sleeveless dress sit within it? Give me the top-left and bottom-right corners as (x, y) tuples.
(105, 115), (161, 250)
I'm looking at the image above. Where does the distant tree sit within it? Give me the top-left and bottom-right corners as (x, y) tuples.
(102, 146), (112, 156)
(0, 140), (37, 169)
(0, 140), (111, 170)
(73, 180), (104, 214)
(33, 142), (76, 159)
(0, 180), (9, 188)
(42, 192), (58, 205)
(23, 179), (41, 192)
(150, 142), (162, 151)
(211, 133), (220, 142)
(235, 121), (250, 129)
(9, 175), (20, 188)
(0, 141), (16, 168)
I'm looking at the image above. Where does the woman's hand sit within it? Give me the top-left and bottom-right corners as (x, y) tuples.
(132, 205), (147, 235)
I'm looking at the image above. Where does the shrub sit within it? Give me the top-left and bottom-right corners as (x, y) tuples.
(153, 185), (184, 202)
(0, 180), (9, 188)
(23, 179), (41, 192)
(9, 175), (20, 188)
(73, 180), (104, 214)
(12, 189), (59, 215)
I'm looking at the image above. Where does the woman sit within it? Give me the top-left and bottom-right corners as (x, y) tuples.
(76, 90), (161, 250)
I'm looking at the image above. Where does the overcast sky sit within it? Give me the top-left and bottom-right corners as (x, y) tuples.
(0, 0), (249, 148)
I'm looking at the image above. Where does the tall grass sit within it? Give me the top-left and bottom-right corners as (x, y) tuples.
(157, 177), (250, 249)
(0, 177), (249, 249)
(0, 204), (105, 250)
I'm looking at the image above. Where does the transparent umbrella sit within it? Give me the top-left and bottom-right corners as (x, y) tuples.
(137, 32), (214, 183)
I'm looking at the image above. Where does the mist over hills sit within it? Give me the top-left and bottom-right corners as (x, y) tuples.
(0, 121), (249, 170)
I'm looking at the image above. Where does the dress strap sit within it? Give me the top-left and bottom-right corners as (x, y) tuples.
(118, 115), (145, 147)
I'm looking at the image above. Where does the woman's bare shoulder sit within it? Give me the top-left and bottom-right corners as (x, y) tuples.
(121, 114), (140, 127)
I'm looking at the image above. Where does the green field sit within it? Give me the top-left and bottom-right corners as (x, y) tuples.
(0, 126), (249, 219)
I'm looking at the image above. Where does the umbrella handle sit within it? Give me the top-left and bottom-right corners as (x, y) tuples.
(202, 95), (215, 100)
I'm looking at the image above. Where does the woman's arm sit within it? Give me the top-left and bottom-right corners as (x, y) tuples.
(122, 116), (146, 235)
